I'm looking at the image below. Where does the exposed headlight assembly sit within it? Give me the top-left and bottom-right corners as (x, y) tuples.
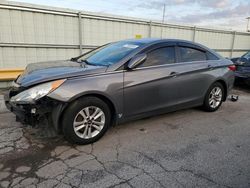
(10, 79), (66, 104)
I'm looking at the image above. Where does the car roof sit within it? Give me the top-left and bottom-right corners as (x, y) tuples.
(122, 38), (196, 45)
(122, 38), (161, 44)
(122, 38), (218, 54)
(108, 38), (223, 71)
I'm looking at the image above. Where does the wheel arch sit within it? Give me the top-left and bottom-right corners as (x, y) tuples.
(57, 92), (118, 132)
(213, 79), (228, 101)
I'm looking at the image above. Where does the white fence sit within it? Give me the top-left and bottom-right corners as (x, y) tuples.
(0, 0), (250, 69)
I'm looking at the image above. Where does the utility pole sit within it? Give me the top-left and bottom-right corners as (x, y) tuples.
(160, 4), (166, 38)
(162, 4), (166, 23)
(247, 17), (250, 32)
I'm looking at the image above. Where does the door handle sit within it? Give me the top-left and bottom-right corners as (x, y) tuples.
(170, 72), (178, 77)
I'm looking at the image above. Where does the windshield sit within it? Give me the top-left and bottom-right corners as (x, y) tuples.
(77, 41), (144, 66)
(243, 51), (250, 60)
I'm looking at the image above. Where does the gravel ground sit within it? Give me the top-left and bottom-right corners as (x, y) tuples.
(0, 87), (250, 188)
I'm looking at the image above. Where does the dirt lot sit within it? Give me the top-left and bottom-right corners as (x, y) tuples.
(0, 87), (250, 188)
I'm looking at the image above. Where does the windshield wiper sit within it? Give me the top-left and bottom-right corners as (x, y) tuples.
(81, 59), (105, 66)
(81, 59), (92, 65)
(80, 59), (108, 67)
(70, 57), (79, 62)
(69, 57), (86, 68)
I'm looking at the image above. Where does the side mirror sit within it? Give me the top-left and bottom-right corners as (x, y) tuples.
(127, 54), (147, 69)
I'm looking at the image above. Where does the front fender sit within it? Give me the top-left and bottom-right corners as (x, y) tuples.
(47, 72), (124, 117)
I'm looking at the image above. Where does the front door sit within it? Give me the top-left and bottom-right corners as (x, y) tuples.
(123, 45), (181, 117)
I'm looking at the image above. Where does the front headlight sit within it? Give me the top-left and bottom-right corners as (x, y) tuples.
(10, 79), (66, 104)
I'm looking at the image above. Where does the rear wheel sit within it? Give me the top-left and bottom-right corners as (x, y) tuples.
(62, 96), (111, 144)
(203, 82), (224, 112)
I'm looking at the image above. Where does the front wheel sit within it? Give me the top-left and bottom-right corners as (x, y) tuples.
(203, 82), (224, 112)
(62, 97), (111, 145)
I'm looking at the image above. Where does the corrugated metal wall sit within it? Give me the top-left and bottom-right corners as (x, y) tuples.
(0, 0), (250, 69)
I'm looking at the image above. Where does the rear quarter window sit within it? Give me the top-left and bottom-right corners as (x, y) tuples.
(207, 52), (219, 60)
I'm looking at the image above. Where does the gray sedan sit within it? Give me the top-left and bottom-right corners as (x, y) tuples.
(5, 38), (235, 144)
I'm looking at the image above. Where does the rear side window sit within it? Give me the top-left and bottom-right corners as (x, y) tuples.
(179, 47), (206, 62)
(139, 47), (175, 67)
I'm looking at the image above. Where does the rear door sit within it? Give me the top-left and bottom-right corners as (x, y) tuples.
(123, 43), (182, 117)
(174, 43), (219, 104)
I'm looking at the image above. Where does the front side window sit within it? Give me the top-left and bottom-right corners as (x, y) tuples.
(139, 47), (175, 68)
(179, 47), (206, 62)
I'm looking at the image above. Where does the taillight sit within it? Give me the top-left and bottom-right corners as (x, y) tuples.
(228, 65), (236, 71)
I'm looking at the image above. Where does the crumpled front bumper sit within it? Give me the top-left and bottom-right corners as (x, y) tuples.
(4, 91), (23, 119)
(4, 90), (45, 125)
(4, 90), (67, 132)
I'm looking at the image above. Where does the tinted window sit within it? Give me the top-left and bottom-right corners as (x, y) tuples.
(139, 47), (175, 67)
(207, 52), (219, 60)
(179, 47), (206, 62)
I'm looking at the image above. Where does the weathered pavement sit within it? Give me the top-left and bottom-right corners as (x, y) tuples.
(0, 88), (250, 188)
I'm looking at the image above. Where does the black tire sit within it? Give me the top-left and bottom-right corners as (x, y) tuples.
(203, 82), (225, 112)
(62, 96), (111, 145)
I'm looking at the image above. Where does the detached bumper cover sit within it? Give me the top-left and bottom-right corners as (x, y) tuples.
(5, 91), (45, 125)
(4, 90), (19, 113)
(4, 90), (67, 131)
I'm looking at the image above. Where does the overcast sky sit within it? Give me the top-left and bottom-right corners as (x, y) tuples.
(12, 0), (250, 31)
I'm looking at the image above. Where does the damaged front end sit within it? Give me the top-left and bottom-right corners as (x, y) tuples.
(4, 80), (67, 132)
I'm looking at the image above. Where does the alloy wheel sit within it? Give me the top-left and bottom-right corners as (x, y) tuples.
(208, 87), (223, 109)
(73, 106), (105, 139)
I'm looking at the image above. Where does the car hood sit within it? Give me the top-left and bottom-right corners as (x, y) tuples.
(16, 60), (108, 87)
